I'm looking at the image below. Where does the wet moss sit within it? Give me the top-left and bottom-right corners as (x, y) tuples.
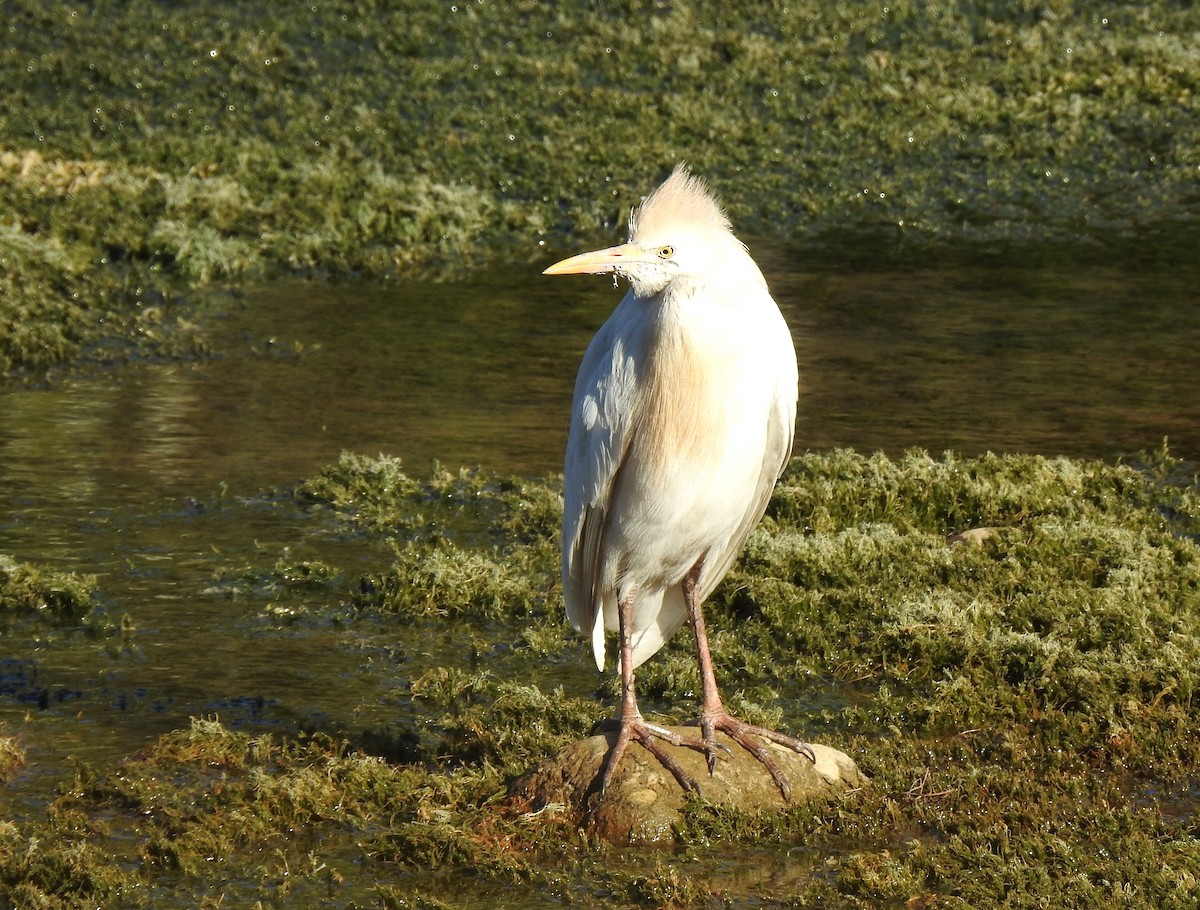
(296, 452), (561, 542)
(716, 449), (1200, 775)
(0, 814), (131, 910)
(0, 729), (23, 781)
(351, 537), (548, 622)
(208, 556), (342, 601)
(0, 554), (99, 626)
(412, 671), (597, 771)
(2, 1), (1198, 374)
(298, 454), (561, 627)
(28, 716), (568, 907)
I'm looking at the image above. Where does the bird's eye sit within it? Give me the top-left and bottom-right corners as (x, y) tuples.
(657, 245), (675, 259)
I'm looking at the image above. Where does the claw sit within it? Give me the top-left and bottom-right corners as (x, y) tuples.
(704, 739), (733, 775)
(596, 718), (708, 796)
(698, 712), (816, 802)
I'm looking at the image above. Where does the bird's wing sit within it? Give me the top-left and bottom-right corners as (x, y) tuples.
(696, 372), (797, 604)
(562, 297), (644, 670)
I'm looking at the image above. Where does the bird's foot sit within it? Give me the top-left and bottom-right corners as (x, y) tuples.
(597, 717), (710, 797)
(698, 712), (816, 802)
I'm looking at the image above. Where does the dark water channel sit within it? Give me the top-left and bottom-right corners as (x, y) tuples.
(1, 238), (1198, 867)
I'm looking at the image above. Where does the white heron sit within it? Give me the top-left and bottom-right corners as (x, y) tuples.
(543, 164), (814, 799)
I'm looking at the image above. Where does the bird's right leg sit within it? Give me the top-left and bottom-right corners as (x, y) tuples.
(682, 565), (816, 802)
(597, 586), (705, 796)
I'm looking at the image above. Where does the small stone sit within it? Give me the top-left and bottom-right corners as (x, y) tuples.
(946, 526), (1001, 546)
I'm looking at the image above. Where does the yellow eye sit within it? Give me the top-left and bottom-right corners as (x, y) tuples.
(657, 245), (675, 259)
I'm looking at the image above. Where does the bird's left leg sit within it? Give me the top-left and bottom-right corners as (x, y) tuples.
(683, 564), (816, 801)
(597, 585), (706, 796)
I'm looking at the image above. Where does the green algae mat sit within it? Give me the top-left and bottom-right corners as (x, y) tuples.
(4, 448), (1200, 907)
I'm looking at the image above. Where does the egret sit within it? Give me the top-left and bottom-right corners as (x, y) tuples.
(544, 164), (813, 799)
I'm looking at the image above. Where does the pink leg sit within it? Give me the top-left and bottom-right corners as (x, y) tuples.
(683, 565), (816, 801)
(597, 585), (708, 796)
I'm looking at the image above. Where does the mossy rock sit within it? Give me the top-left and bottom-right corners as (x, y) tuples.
(511, 729), (863, 843)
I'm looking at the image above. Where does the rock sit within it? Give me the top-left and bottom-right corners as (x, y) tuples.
(509, 727), (865, 843)
(946, 526), (1002, 546)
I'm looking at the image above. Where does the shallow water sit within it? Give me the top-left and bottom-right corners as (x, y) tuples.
(0, 237), (1197, 843)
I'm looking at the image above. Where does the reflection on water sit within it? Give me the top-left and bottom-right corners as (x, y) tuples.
(0, 240), (1197, 814)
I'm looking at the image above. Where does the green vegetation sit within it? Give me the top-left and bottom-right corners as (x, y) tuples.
(0, 553), (101, 626)
(2, 0), (1197, 374)
(5, 449), (1200, 907)
(0, 729), (22, 782)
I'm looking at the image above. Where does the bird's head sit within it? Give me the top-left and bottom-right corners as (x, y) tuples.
(543, 164), (759, 299)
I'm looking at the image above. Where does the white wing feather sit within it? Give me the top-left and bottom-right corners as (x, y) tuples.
(561, 291), (644, 670)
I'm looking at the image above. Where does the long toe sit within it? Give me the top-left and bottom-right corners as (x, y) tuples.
(705, 712), (816, 801)
(639, 736), (703, 795)
(596, 718), (708, 798)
